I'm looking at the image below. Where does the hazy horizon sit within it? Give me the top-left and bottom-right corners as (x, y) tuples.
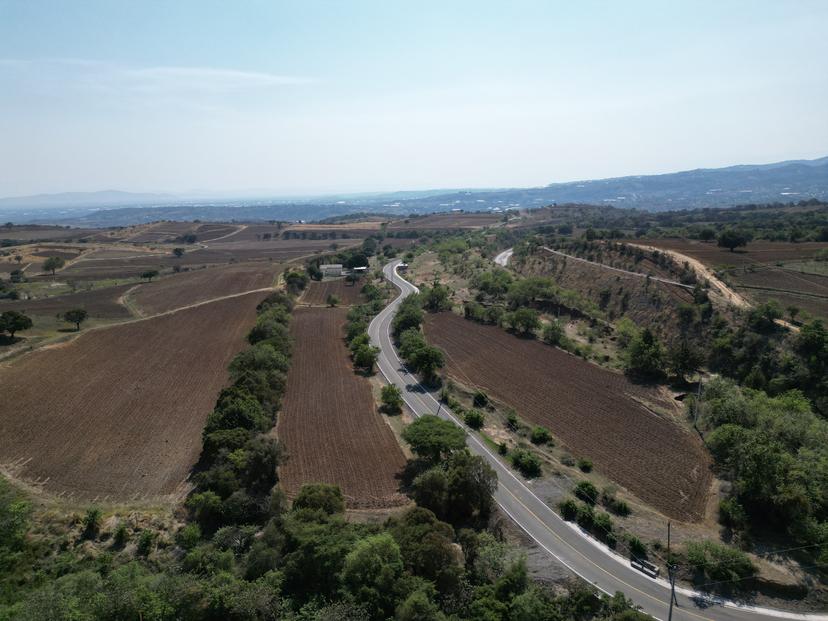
(2, 1), (827, 197)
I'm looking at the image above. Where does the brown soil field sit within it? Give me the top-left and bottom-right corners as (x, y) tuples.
(644, 239), (828, 268)
(0, 291), (265, 501)
(727, 267), (828, 319)
(56, 239), (337, 280)
(0, 284), (134, 319)
(277, 307), (407, 509)
(300, 279), (365, 307)
(195, 223), (241, 241)
(130, 263), (279, 315)
(388, 213), (501, 230)
(0, 226), (102, 241)
(30, 249), (81, 260)
(424, 312), (712, 522)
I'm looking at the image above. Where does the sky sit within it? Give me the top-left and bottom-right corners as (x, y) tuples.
(1, 0), (827, 198)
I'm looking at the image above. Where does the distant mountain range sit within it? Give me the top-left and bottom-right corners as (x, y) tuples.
(2, 156), (826, 226)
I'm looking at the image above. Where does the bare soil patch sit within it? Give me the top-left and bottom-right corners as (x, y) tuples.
(0, 284), (134, 319)
(643, 239), (828, 268)
(130, 263), (279, 315)
(0, 292), (265, 501)
(388, 213), (501, 230)
(300, 279), (365, 307)
(277, 307), (407, 509)
(424, 312), (712, 522)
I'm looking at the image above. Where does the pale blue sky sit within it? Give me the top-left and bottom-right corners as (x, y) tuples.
(1, 1), (827, 197)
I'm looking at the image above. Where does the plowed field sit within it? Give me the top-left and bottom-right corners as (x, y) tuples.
(301, 279), (365, 307)
(131, 263), (279, 315)
(0, 292), (265, 501)
(645, 239), (828, 268)
(0, 284), (134, 319)
(424, 312), (712, 522)
(277, 307), (407, 509)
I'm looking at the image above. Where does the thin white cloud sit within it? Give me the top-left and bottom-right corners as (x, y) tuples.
(128, 66), (312, 91)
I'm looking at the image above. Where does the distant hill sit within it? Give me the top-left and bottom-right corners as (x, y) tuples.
(0, 190), (175, 209)
(1, 156), (826, 225)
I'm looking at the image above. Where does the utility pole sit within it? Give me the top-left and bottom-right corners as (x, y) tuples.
(667, 521), (678, 620)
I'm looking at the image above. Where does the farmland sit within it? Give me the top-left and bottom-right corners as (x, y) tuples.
(424, 311), (712, 522)
(387, 212), (502, 230)
(300, 278), (365, 307)
(129, 262), (280, 315)
(0, 291), (265, 501)
(277, 307), (407, 509)
(0, 283), (134, 319)
(644, 239), (828, 268)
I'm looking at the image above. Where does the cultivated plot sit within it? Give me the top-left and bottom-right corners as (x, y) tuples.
(425, 312), (712, 522)
(0, 291), (266, 501)
(277, 307), (407, 509)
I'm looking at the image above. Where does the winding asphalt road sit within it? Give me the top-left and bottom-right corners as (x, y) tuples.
(367, 258), (827, 621)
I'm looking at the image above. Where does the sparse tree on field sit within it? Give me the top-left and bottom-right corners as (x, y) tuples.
(0, 310), (33, 339)
(787, 305), (800, 323)
(43, 256), (65, 275)
(63, 308), (88, 331)
(14, 254), (22, 265)
(326, 293), (340, 307)
(141, 269), (159, 282)
(717, 230), (748, 252)
(172, 247), (185, 258)
(380, 384), (403, 414)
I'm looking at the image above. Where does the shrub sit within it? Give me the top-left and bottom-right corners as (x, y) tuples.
(542, 320), (564, 346)
(574, 481), (598, 505)
(628, 535), (647, 560)
(505, 409), (519, 431)
(380, 384), (403, 415)
(577, 458), (593, 473)
(559, 498), (578, 521)
(530, 426), (550, 445)
(137, 530), (156, 556)
(575, 503), (595, 529)
(464, 409), (484, 430)
(498, 442), (508, 455)
(686, 540), (756, 583)
(293, 483), (345, 515)
(176, 523), (202, 550)
(510, 448), (541, 478)
(82, 507), (102, 537)
(472, 391), (489, 408)
(718, 497), (747, 530)
(112, 522), (128, 547)
(601, 488), (631, 517)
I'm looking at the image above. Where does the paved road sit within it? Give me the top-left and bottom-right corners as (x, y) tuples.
(367, 258), (827, 621)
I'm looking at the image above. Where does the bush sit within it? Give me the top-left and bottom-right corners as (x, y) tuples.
(628, 535), (647, 560)
(559, 498), (578, 521)
(510, 448), (541, 478)
(686, 540), (756, 584)
(464, 409), (484, 430)
(175, 523), (202, 550)
(472, 391), (489, 408)
(113, 522), (128, 547)
(82, 507), (101, 537)
(542, 320), (564, 346)
(575, 503), (595, 529)
(498, 442), (508, 455)
(293, 483), (345, 515)
(601, 489), (631, 517)
(137, 530), (155, 556)
(577, 458), (593, 473)
(530, 426), (550, 445)
(505, 409), (519, 431)
(380, 384), (403, 415)
(718, 497), (747, 530)
(574, 481), (598, 505)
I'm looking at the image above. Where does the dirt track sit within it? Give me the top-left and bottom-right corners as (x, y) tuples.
(424, 312), (712, 522)
(277, 307), (407, 509)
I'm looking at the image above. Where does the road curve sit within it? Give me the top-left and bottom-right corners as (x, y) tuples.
(494, 248), (514, 267)
(367, 258), (827, 621)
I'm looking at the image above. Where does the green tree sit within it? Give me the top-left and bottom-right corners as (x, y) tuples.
(42, 256), (65, 275)
(624, 328), (665, 380)
(381, 384), (404, 414)
(464, 409), (484, 429)
(293, 483), (345, 515)
(402, 415), (466, 463)
(0, 310), (32, 338)
(326, 293), (340, 307)
(340, 533), (404, 619)
(668, 339), (704, 381)
(509, 308), (540, 335)
(62, 308), (88, 331)
(541, 320), (564, 345)
(172, 247), (185, 258)
(353, 344), (379, 372)
(141, 269), (159, 282)
(717, 229), (748, 252)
